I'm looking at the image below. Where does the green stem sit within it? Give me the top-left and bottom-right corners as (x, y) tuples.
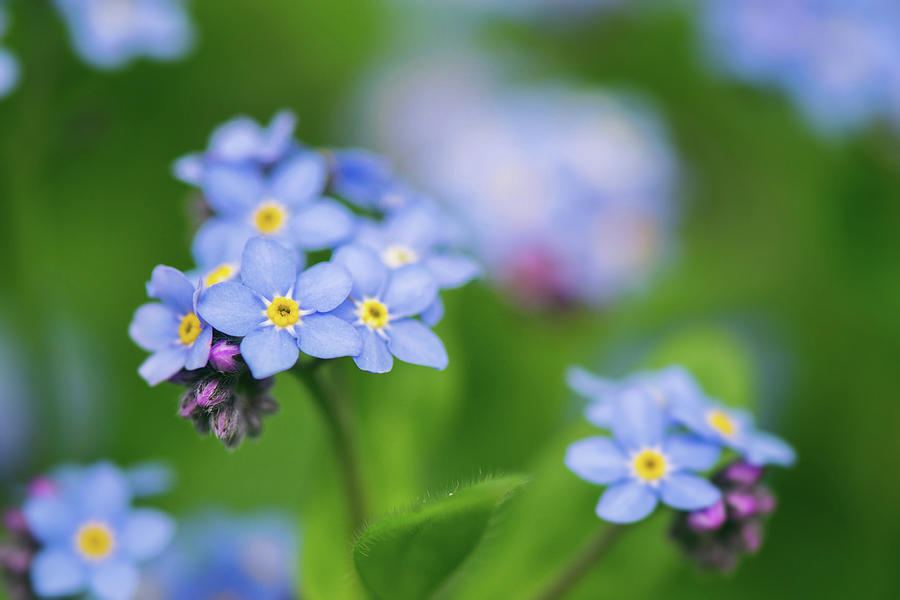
(292, 362), (368, 532)
(533, 525), (625, 600)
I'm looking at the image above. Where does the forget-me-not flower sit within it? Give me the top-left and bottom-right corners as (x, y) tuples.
(192, 151), (355, 266)
(53, 0), (193, 70)
(0, 6), (19, 99)
(566, 391), (722, 524)
(22, 462), (175, 600)
(329, 148), (425, 214)
(197, 237), (362, 379)
(331, 244), (446, 373)
(129, 265), (212, 386)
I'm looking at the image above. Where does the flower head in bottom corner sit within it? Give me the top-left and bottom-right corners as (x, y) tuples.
(565, 391), (722, 524)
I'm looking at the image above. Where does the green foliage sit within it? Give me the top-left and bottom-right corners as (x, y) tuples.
(353, 476), (527, 600)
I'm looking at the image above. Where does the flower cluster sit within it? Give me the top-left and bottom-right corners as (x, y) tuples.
(0, 463), (175, 600)
(701, 0), (900, 135)
(358, 53), (677, 308)
(565, 366), (794, 524)
(129, 110), (479, 444)
(0, 3), (19, 99)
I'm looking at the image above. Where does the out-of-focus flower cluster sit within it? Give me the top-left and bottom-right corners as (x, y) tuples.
(129, 110), (479, 447)
(1, 462), (175, 600)
(702, 0), (900, 135)
(398, 0), (621, 20)
(564, 365), (793, 543)
(0, 2), (19, 98)
(359, 54), (678, 309)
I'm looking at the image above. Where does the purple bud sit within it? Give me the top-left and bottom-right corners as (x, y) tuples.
(754, 488), (777, 514)
(726, 492), (759, 520)
(0, 546), (32, 574)
(723, 462), (764, 486)
(687, 499), (726, 531)
(740, 522), (763, 553)
(178, 390), (199, 418)
(2, 509), (28, 535)
(27, 477), (57, 498)
(211, 405), (242, 448)
(209, 341), (241, 372)
(196, 379), (229, 408)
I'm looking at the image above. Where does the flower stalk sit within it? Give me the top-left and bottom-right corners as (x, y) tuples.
(533, 525), (624, 600)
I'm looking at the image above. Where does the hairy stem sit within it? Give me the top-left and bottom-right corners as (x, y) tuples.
(292, 363), (367, 532)
(533, 525), (625, 600)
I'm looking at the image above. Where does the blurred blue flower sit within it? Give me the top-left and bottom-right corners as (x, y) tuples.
(329, 149), (428, 214)
(0, 6), (19, 99)
(191, 151), (356, 266)
(702, 0), (900, 134)
(22, 462), (175, 600)
(54, 0), (194, 70)
(332, 244), (446, 373)
(173, 110), (298, 187)
(566, 392), (722, 524)
(129, 265), (212, 386)
(198, 237), (362, 379)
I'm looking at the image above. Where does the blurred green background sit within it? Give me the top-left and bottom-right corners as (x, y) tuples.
(1, 1), (899, 599)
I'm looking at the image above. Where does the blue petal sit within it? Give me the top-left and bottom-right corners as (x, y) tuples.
(240, 327), (299, 378)
(565, 437), (628, 485)
(743, 431), (796, 467)
(208, 116), (266, 162)
(596, 481), (659, 524)
(659, 473), (721, 511)
(353, 329), (393, 373)
(330, 298), (359, 322)
(125, 463), (174, 498)
(146, 266), (195, 315)
(260, 110), (297, 161)
(202, 163), (264, 216)
(138, 346), (188, 386)
(184, 325), (213, 370)
(290, 199), (355, 250)
(240, 237), (298, 299)
(197, 281), (265, 336)
(23, 496), (76, 544)
(664, 435), (722, 472)
(611, 390), (666, 450)
(420, 296), (444, 326)
(268, 152), (327, 206)
(383, 265), (438, 318)
(172, 153), (203, 185)
(424, 254), (480, 289)
(0, 48), (20, 98)
(566, 367), (616, 400)
(89, 561), (139, 600)
(191, 218), (252, 268)
(297, 313), (362, 359)
(294, 263), (352, 313)
(30, 549), (86, 598)
(332, 245), (388, 299)
(585, 401), (615, 428)
(120, 509), (176, 561)
(128, 303), (178, 352)
(74, 463), (132, 518)
(386, 319), (448, 370)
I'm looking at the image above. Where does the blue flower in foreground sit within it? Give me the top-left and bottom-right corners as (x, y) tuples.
(669, 397), (796, 467)
(173, 110), (297, 186)
(129, 265), (212, 385)
(192, 151), (355, 265)
(331, 244), (446, 373)
(353, 205), (480, 325)
(566, 392), (722, 524)
(23, 463), (175, 600)
(198, 237), (361, 378)
(53, 0), (193, 70)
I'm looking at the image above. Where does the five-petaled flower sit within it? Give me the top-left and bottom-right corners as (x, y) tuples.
(198, 237), (362, 378)
(129, 265), (212, 385)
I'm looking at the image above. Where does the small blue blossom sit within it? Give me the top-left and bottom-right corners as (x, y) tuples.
(566, 392), (722, 524)
(22, 462), (175, 600)
(53, 0), (194, 70)
(331, 244), (446, 373)
(129, 265), (212, 386)
(329, 148), (426, 214)
(197, 237), (362, 379)
(191, 151), (356, 266)
(173, 110), (298, 186)
(0, 6), (19, 99)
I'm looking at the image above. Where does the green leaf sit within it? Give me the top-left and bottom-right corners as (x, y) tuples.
(353, 475), (527, 600)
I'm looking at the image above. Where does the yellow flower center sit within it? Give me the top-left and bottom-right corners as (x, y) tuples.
(205, 263), (235, 287)
(359, 299), (390, 329)
(633, 449), (667, 482)
(267, 297), (300, 327)
(381, 244), (420, 269)
(707, 410), (737, 437)
(253, 201), (287, 234)
(74, 522), (115, 561)
(179, 313), (202, 345)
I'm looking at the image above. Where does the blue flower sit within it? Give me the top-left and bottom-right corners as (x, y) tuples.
(331, 244), (446, 373)
(352, 204), (480, 325)
(53, 0), (193, 70)
(129, 265), (212, 386)
(0, 7), (20, 99)
(173, 110), (297, 186)
(669, 396), (796, 467)
(197, 237), (362, 378)
(191, 151), (356, 266)
(22, 462), (175, 600)
(329, 148), (425, 214)
(566, 391), (722, 523)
